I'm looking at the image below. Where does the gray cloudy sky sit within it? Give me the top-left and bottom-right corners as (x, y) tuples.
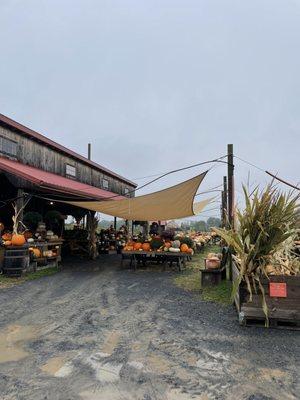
(0, 0), (299, 218)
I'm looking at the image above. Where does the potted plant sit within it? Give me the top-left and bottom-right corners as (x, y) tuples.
(23, 211), (43, 231)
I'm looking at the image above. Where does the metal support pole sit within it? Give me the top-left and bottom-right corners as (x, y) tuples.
(223, 176), (228, 228)
(227, 144), (234, 281)
(227, 144), (234, 230)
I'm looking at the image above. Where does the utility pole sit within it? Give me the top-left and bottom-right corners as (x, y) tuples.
(88, 143), (91, 160)
(227, 144), (234, 230)
(222, 176), (228, 228)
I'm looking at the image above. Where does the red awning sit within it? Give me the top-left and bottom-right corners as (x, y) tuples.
(0, 156), (124, 201)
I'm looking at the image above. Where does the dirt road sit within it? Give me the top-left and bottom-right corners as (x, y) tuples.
(0, 255), (299, 400)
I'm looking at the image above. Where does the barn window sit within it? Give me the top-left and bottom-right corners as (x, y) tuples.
(124, 188), (130, 196)
(102, 178), (109, 189)
(0, 136), (18, 157)
(66, 164), (76, 177)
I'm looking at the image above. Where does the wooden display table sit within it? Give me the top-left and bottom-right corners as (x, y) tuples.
(31, 240), (63, 269)
(121, 250), (189, 271)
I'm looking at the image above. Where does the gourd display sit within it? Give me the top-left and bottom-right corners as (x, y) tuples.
(142, 242), (151, 251)
(124, 245), (134, 251)
(31, 248), (41, 258)
(11, 234), (26, 246)
(133, 242), (142, 250)
(169, 247), (180, 253)
(180, 244), (189, 253)
(150, 238), (164, 250)
(171, 240), (181, 249)
(2, 233), (12, 241)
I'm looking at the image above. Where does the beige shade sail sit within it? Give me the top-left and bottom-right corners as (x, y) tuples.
(67, 171), (211, 221)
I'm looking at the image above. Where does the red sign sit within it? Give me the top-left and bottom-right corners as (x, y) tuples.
(269, 282), (287, 298)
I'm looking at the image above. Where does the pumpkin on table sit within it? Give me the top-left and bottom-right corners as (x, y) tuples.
(11, 234), (26, 246)
(133, 242), (142, 251)
(180, 243), (189, 253)
(2, 232), (12, 241)
(142, 242), (151, 251)
(30, 248), (41, 258)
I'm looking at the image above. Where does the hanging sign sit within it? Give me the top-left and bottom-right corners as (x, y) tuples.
(269, 282), (287, 298)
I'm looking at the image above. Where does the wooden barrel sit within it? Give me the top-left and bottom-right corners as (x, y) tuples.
(3, 246), (29, 276)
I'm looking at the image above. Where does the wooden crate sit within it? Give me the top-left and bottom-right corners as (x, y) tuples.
(233, 262), (300, 330)
(3, 246), (30, 276)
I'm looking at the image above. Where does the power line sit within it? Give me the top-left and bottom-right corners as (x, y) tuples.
(234, 154), (300, 191)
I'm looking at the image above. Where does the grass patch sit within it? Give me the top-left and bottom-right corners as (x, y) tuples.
(174, 271), (201, 292)
(202, 280), (232, 305)
(174, 245), (220, 292)
(174, 244), (232, 306)
(0, 266), (59, 289)
(26, 266), (59, 280)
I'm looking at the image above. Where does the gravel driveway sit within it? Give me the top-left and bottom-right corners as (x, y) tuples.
(0, 255), (299, 400)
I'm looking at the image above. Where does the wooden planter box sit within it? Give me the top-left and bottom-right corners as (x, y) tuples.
(233, 262), (300, 330)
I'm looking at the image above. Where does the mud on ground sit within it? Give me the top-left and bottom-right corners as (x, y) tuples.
(0, 255), (299, 400)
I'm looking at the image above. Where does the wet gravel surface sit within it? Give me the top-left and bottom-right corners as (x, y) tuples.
(0, 255), (299, 400)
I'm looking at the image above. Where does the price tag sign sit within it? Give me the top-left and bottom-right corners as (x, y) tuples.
(269, 282), (287, 298)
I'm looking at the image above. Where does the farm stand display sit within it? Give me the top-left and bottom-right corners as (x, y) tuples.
(122, 236), (194, 271)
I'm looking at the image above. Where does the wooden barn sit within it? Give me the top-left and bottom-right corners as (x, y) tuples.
(0, 113), (136, 265)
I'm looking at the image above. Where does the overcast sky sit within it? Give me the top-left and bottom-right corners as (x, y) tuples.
(0, 0), (299, 219)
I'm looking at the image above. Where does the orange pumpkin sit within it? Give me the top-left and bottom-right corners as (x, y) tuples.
(180, 244), (189, 253)
(2, 233), (12, 241)
(142, 242), (151, 251)
(31, 248), (41, 258)
(11, 234), (26, 246)
(133, 242), (142, 250)
(187, 248), (193, 254)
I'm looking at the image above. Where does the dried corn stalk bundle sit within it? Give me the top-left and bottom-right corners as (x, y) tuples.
(214, 184), (299, 324)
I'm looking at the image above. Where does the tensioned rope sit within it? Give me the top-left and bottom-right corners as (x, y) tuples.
(234, 155), (300, 191)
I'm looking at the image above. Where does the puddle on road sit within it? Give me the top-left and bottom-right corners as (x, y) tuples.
(146, 353), (171, 374)
(84, 352), (123, 383)
(102, 331), (121, 354)
(0, 324), (39, 363)
(40, 356), (74, 377)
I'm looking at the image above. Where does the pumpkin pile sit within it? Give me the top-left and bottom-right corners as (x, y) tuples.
(123, 236), (194, 254)
(1, 232), (26, 247)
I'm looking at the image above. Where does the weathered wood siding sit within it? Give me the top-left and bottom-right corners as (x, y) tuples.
(0, 124), (134, 196)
